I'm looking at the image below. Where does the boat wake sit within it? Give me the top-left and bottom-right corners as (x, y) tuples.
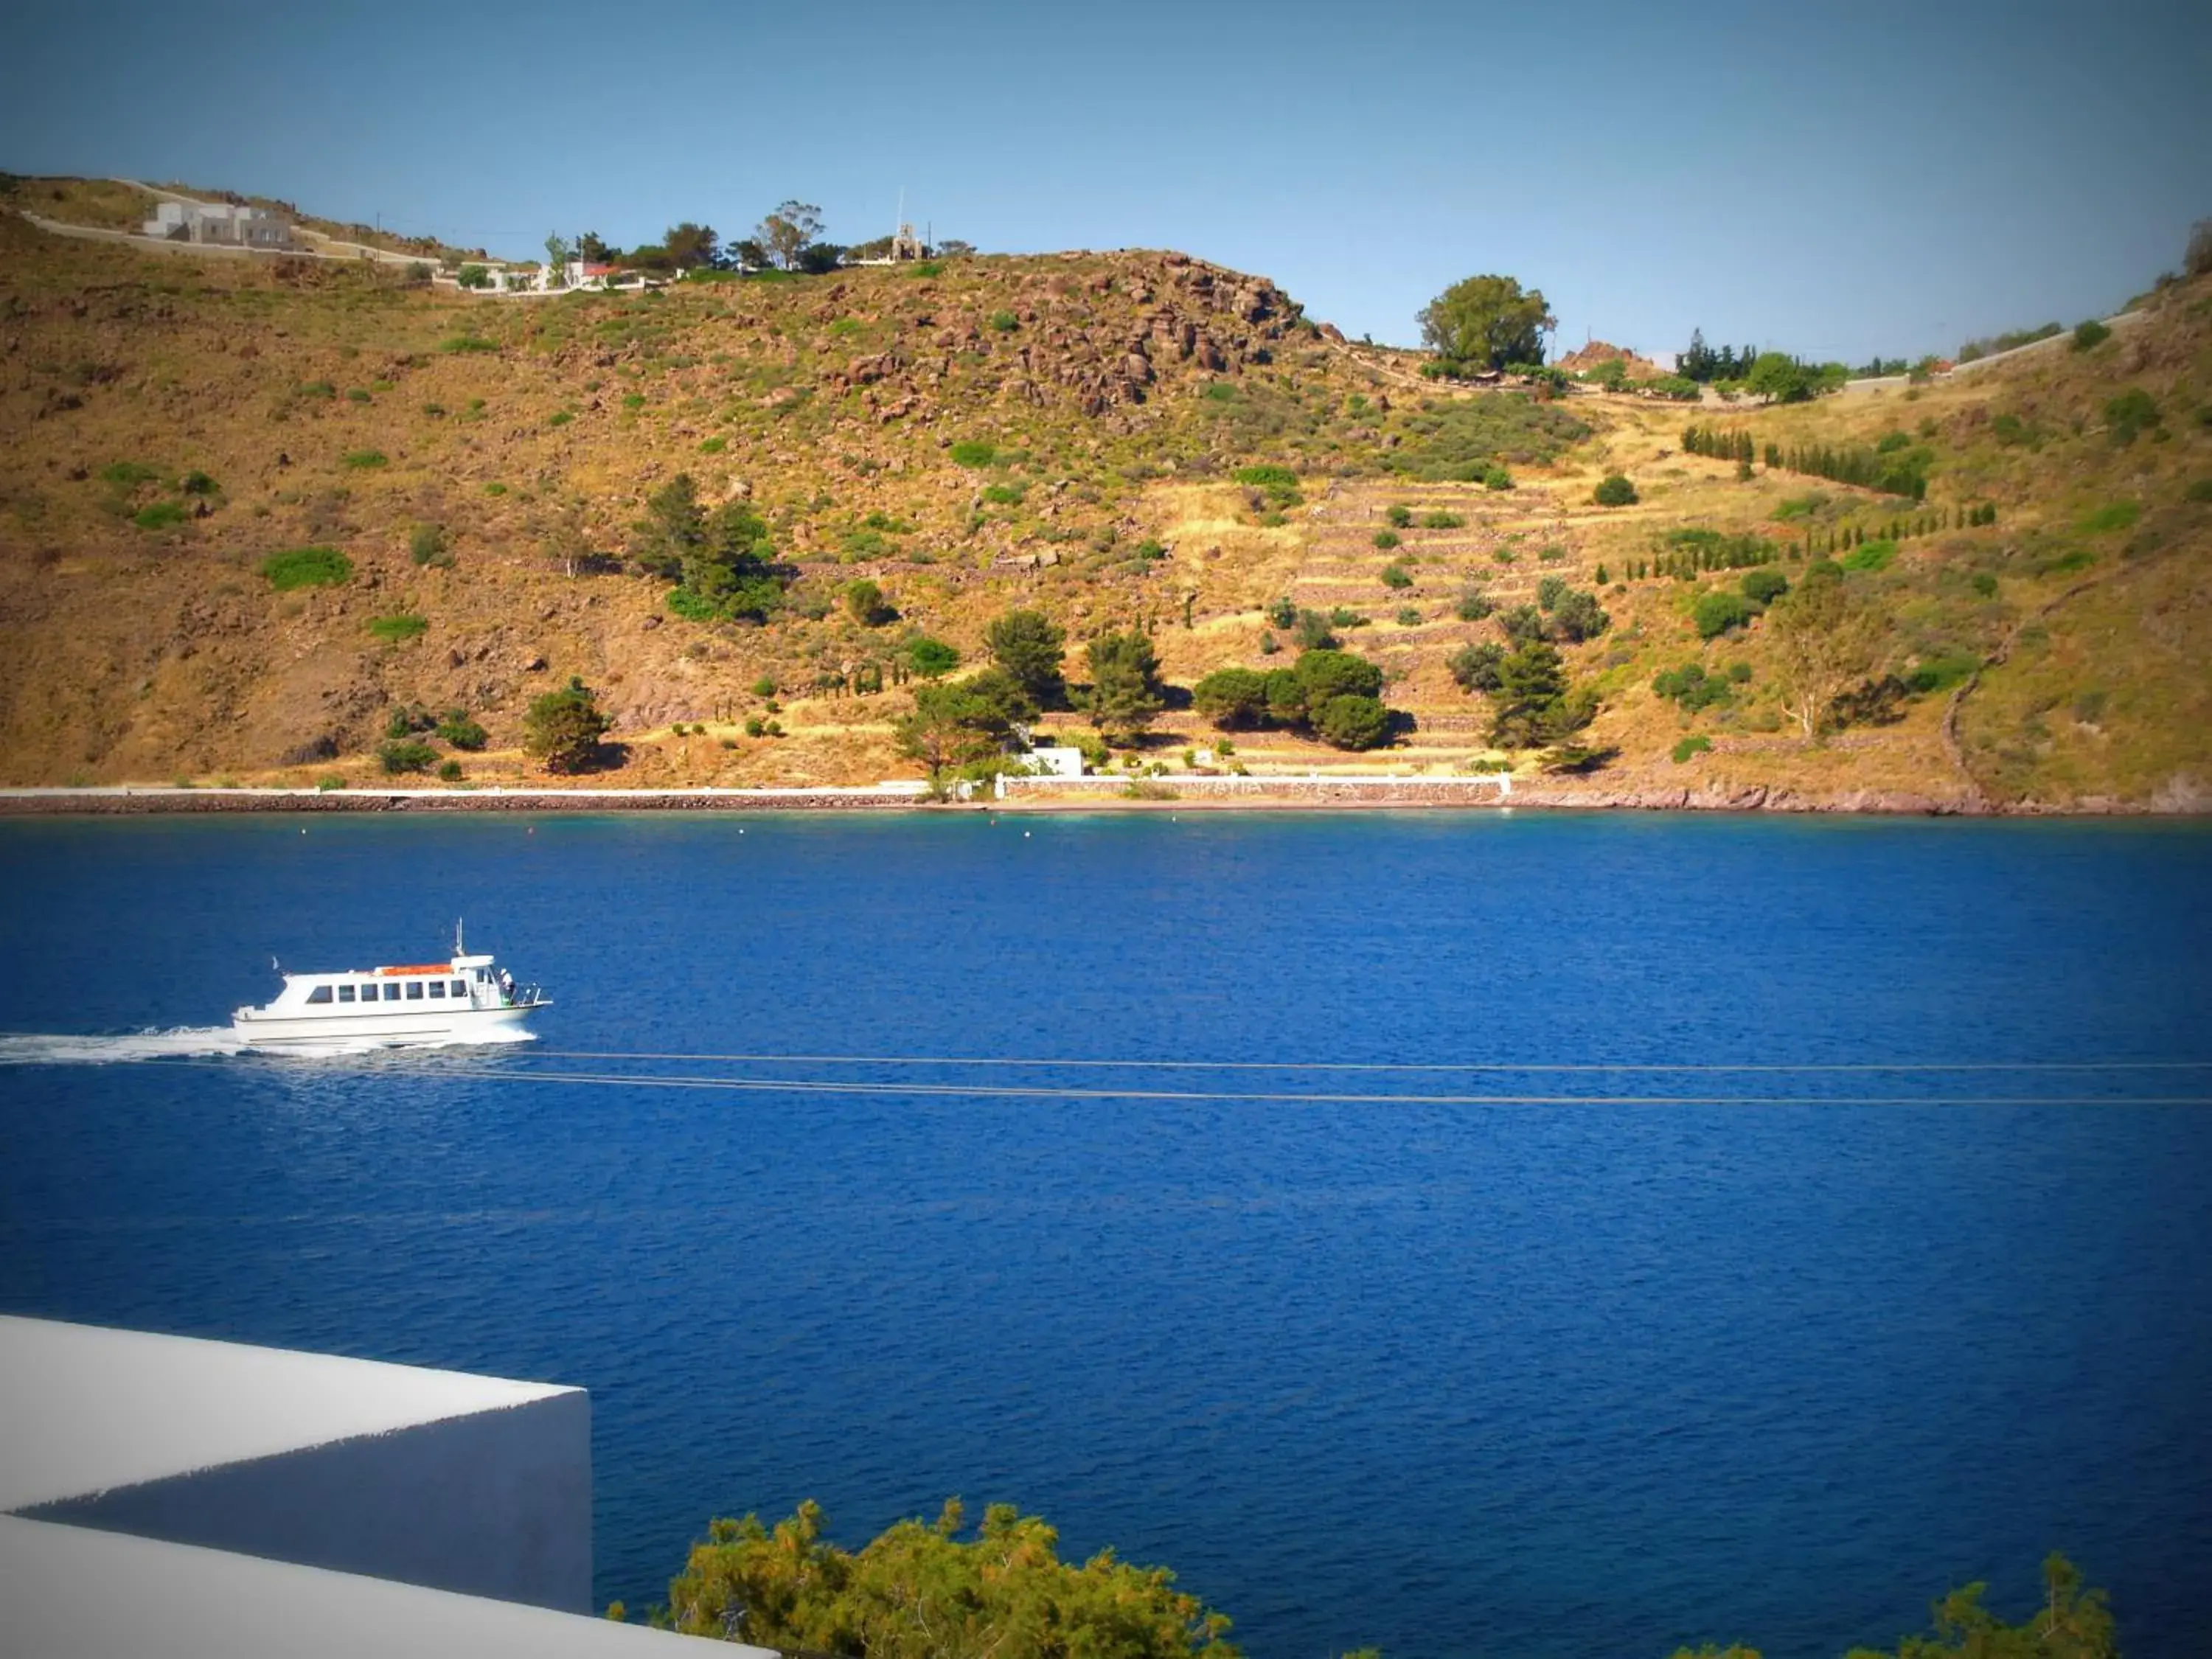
(0, 1024), (538, 1066)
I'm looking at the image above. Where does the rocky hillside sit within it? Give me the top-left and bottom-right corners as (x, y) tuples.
(0, 186), (2206, 807)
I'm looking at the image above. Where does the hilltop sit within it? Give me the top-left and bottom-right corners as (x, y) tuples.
(1, 179), (2207, 809)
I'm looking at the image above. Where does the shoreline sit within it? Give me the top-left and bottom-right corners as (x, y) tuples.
(0, 783), (2194, 817)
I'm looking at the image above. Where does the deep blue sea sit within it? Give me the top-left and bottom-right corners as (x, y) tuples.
(2, 813), (2210, 1657)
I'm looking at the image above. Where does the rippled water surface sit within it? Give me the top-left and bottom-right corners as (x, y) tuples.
(3, 813), (2210, 1657)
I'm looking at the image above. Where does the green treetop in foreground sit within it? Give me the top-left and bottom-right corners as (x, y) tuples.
(634, 1507), (2113, 1659)
(660, 1498), (1240, 1658)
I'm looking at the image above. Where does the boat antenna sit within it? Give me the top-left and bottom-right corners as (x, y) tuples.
(455, 917), (465, 957)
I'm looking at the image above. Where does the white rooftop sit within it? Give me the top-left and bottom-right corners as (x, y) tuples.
(0, 1315), (573, 1509)
(0, 1316), (770, 1656)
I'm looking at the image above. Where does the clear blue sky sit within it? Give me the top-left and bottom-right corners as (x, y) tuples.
(7, 0), (2207, 362)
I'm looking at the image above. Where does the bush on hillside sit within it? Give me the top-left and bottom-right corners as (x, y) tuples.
(1593, 474), (1637, 507)
(2104, 389), (2159, 444)
(948, 440), (997, 467)
(261, 546), (353, 591)
(1385, 504), (1413, 528)
(368, 613), (428, 642)
(436, 712), (489, 750)
(1385, 394), (1588, 482)
(524, 678), (611, 773)
(1421, 509), (1465, 529)
(378, 740), (438, 775)
(1455, 587), (1495, 622)
(133, 501), (187, 529)
(1742, 567), (1790, 605)
(1694, 590), (1756, 639)
(1449, 641), (1508, 692)
(2072, 319), (2111, 352)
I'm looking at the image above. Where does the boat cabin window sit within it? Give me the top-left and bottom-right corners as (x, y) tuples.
(451, 980), (467, 998)
(338, 985), (356, 1003)
(429, 981), (445, 998)
(383, 983), (402, 1001)
(307, 985), (333, 1004)
(406, 982), (424, 1000)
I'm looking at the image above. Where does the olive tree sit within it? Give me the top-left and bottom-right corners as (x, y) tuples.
(1416, 274), (1556, 371)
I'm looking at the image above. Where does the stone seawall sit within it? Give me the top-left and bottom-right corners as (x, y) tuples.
(0, 787), (922, 815)
(0, 782), (2180, 817)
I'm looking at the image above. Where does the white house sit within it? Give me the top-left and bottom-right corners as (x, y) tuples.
(1028, 746), (1086, 778)
(142, 200), (294, 250)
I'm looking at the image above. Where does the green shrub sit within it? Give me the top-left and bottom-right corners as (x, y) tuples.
(483, 481), (507, 495)
(1373, 530), (1401, 551)
(1396, 606), (1423, 626)
(1654, 663), (1733, 712)
(437, 759), (464, 782)
(1483, 465), (1513, 490)
(2077, 501), (2141, 534)
(981, 483), (1026, 505)
(436, 712), (488, 749)
(1420, 509), (1464, 529)
(1200, 382), (1237, 402)
(1839, 539), (1897, 571)
(1692, 590), (1755, 639)
(989, 310), (1018, 331)
(1672, 734), (1713, 764)
(316, 775), (347, 792)
(2188, 479), (2212, 504)
(1906, 652), (1980, 693)
(438, 334), (498, 354)
(1455, 588), (1495, 622)
(667, 587), (719, 621)
(1741, 567), (1790, 605)
(100, 461), (161, 487)
(1385, 504), (1413, 528)
(2071, 319), (2111, 352)
(368, 613), (428, 642)
(622, 392), (647, 411)
(1537, 544), (1565, 563)
(347, 388), (372, 404)
(544, 410), (572, 427)
(180, 470), (218, 495)
(408, 523), (451, 566)
(1972, 571), (1999, 597)
(698, 436), (726, 453)
(1593, 474), (1637, 507)
(132, 501), (187, 529)
(907, 636), (959, 678)
(949, 440), (997, 467)
(261, 546), (353, 590)
(1380, 561), (1412, 587)
(1449, 641), (1507, 691)
(299, 380), (337, 399)
(2034, 549), (2096, 577)
(2104, 388), (2160, 442)
(342, 449), (389, 470)
(378, 739), (438, 774)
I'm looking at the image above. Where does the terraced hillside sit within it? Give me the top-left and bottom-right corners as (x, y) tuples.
(1, 184), (2206, 807)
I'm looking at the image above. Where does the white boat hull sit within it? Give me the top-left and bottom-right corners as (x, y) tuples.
(231, 1002), (539, 1048)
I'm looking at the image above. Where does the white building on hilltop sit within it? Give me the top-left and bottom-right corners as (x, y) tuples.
(142, 199), (296, 250)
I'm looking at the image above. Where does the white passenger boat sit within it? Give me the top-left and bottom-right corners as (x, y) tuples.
(231, 924), (549, 1048)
